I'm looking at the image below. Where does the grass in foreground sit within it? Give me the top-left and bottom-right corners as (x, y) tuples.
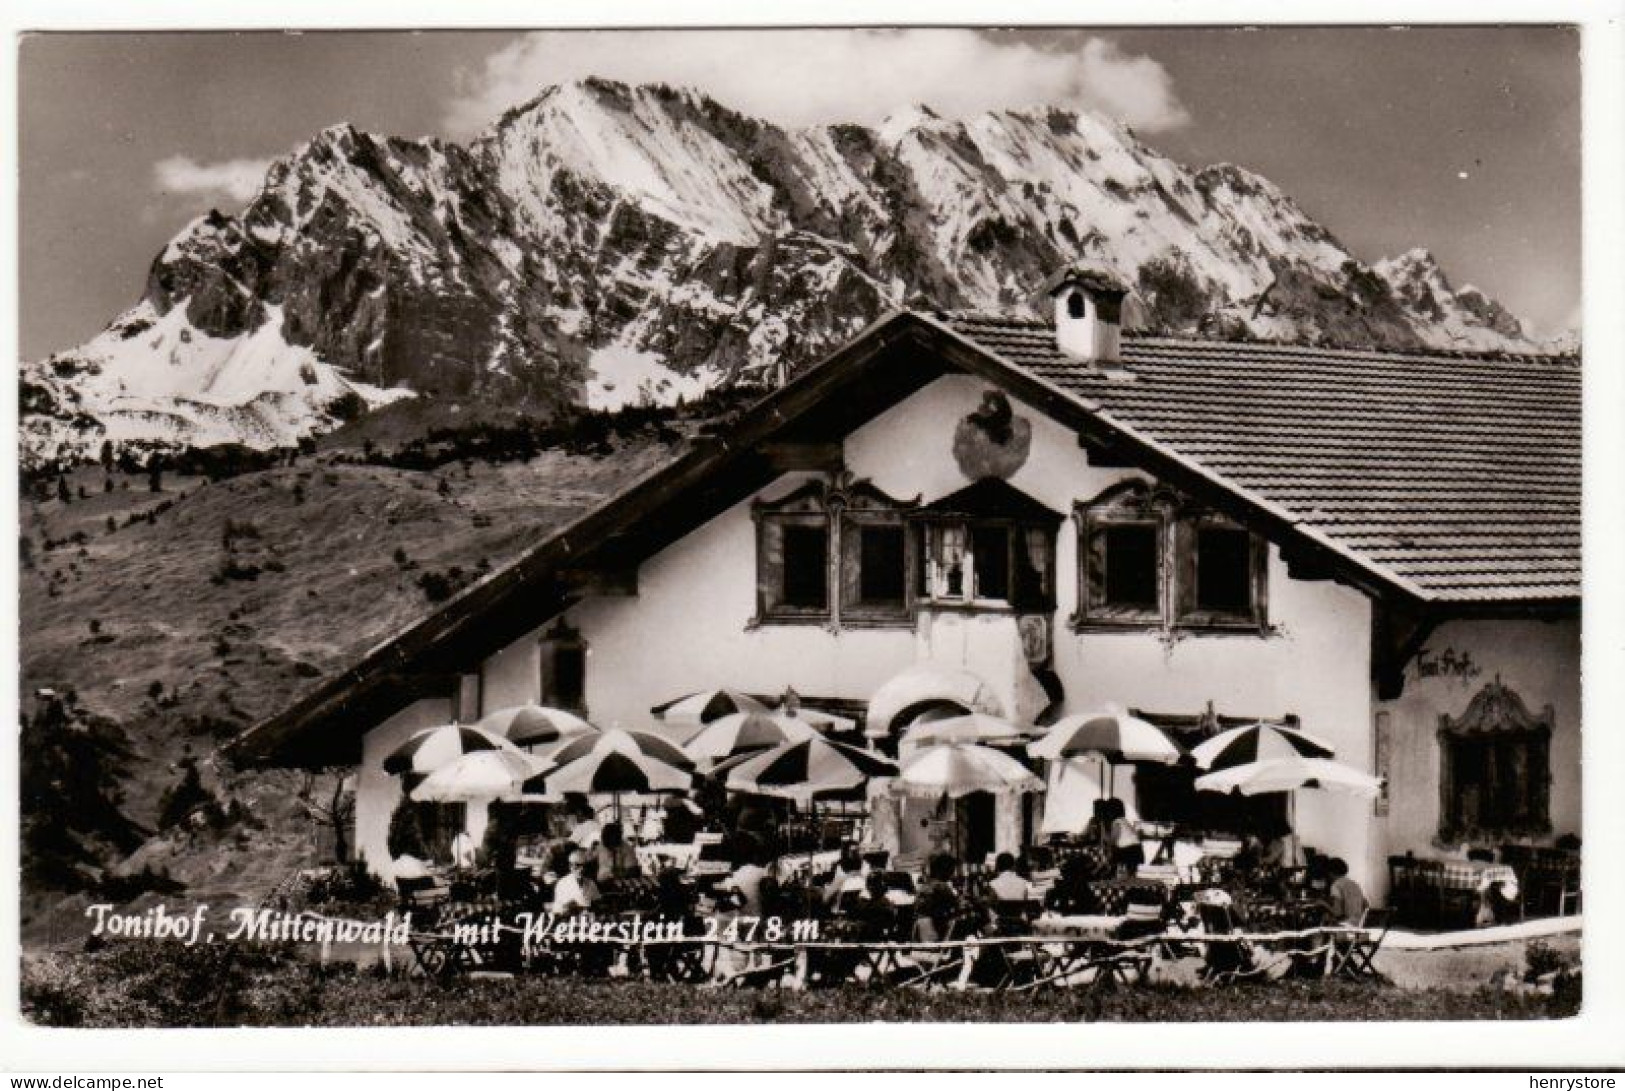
(21, 943), (1579, 1028)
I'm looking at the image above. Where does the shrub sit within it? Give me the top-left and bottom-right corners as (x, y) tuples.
(302, 861), (389, 912)
(156, 759), (214, 830)
(416, 567), (470, 603)
(96, 865), (186, 902)
(1524, 940), (1573, 981)
(385, 796), (427, 860)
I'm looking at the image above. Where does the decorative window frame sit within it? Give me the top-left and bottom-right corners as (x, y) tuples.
(1072, 480), (1270, 635)
(1436, 676), (1554, 844)
(911, 479), (1062, 614)
(1173, 513), (1270, 631)
(750, 472), (919, 630)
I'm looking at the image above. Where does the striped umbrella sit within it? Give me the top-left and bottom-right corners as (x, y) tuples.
(1195, 756), (1382, 799)
(892, 742), (1045, 800)
(1027, 706), (1182, 798)
(651, 689), (768, 730)
(524, 729), (693, 807)
(1190, 722), (1336, 770)
(477, 704), (597, 748)
(724, 736), (896, 802)
(410, 749), (542, 802)
(542, 727), (694, 774)
(904, 711), (1035, 748)
(382, 723), (520, 776)
(683, 710), (820, 766)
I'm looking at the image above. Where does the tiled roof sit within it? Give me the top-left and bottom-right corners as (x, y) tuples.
(939, 314), (1581, 602)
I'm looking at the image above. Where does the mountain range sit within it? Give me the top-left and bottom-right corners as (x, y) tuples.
(18, 77), (1563, 467)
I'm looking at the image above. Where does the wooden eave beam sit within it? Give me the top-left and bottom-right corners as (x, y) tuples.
(759, 441), (845, 472)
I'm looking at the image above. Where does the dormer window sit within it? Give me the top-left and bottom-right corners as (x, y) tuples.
(1066, 290), (1087, 320)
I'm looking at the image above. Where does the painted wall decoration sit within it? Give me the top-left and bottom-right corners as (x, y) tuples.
(952, 390), (1033, 480)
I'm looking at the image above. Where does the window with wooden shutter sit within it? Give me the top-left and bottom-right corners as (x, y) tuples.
(915, 480), (1059, 611)
(1438, 678), (1553, 843)
(1075, 481), (1268, 633)
(753, 474), (919, 628)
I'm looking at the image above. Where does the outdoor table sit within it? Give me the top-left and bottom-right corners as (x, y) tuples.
(775, 848), (842, 882)
(1426, 859), (1518, 893)
(596, 876), (660, 914)
(1090, 878), (1171, 916)
(1247, 898), (1328, 933)
(635, 842), (699, 874)
(1410, 858), (1519, 928)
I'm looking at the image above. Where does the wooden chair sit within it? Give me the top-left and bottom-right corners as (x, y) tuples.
(1329, 907), (1392, 981)
(1385, 855), (1415, 924)
(1197, 902), (1255, 983)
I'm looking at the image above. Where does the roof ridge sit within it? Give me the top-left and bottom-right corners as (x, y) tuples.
(930, 309), (1581, 366)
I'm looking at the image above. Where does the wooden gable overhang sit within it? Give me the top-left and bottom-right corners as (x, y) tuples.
(228, 311), (1576, 768)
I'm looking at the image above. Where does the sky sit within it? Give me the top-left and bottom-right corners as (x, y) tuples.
(17, 26), (1582, 360)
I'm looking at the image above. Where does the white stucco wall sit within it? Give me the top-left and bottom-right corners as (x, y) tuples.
(350, 374), (1573, 901)
(1375, 617), (1581, 863)
(356, 697), (454, 879)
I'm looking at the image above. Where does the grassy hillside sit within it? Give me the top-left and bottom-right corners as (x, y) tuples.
(19, 431), (684, 945)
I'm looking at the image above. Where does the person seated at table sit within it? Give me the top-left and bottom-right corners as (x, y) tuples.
(1043, 854), (1101, 915)
(1260, 818), (1306, 875)
(1322, 857), (1368, 925)
(660, 796), (699, 845)
(912, 853), (963, 943)
(718, 844), (772, 916)
(551, 851), (601, 914)
(850, 872), (900, 942)
(988, 852), (1034, 903)
(1081, 799), (1113, 849)
(824, 846), (868, 906)
(566, 797), (602, 849)
(595, 821), (641, 881)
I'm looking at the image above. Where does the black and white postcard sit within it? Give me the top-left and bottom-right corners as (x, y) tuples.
(6, 5), (1623, 1075)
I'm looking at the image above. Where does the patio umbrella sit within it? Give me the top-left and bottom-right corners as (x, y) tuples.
(382, 723), (520, 776)
(652, 688), (768, 730)
(1026, 705), (1182, 797)
(525, 729), (694, 817)
(902, 710), (1035, 748)
(891, 742), (1045, 800)
(723, 736), (897, 802)
(477, 704), (596, 748)
(411, 749), (542, 802)
(1194, 756), (1383, 799)
(1190, 721), (1336, 770)
(542, 727), (695, 774)
(1195, 754), (1382, 840)
(683, 710), (819, 766)
(774, 687), (855, 733)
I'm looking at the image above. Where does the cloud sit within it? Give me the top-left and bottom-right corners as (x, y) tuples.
(445, 29), (1189, 137)
(152, 155), (272, 205)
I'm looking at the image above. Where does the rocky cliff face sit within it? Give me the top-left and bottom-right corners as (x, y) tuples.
(20, 77), (1554, 465)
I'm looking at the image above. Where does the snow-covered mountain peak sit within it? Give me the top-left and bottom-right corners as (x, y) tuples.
(22, 78), (1556, 468)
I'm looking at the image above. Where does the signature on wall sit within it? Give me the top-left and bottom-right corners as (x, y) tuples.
(1415, 646), (1483, 684)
